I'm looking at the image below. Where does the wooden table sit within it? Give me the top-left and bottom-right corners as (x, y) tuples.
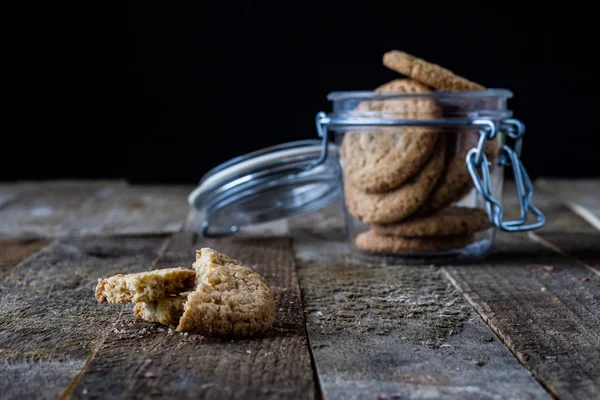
(1, 178), (599, 400)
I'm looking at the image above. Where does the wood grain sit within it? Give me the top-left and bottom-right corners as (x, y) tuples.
(535, 178), (600, 231)
(71, 234), (316, 400)
(503, 179), (596, 233)
(530, 231), (600, 276)
(0, 238), (54, 275)
(289, 204), (549, 400)
(59, 185), (193, 236)
(0, 182), (32, 208)
(0, 181), (125, 238)
(0, 236), (168, 400)
(443, 231), (600, 400)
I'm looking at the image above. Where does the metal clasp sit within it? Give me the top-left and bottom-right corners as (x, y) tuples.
(466, 119), (545, 232)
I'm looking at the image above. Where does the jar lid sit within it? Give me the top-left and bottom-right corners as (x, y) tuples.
(188, 140), (340, 237)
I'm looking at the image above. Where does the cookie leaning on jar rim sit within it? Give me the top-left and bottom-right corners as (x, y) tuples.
(340, 50), (501, 257)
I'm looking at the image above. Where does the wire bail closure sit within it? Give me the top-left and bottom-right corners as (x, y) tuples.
(466, 119), (545, 231)
(317, 112), (545, 232)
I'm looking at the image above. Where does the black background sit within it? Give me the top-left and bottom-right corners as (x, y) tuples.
(8, 3), (600, 183)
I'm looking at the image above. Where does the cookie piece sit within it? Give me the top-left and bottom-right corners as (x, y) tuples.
(371, 206), (491, 237)
(355, 230), (476, 253)
(340, 79), (440, 193)
(193, 247), (242, 285)
(95, 267), (196, 304)
(134, 294), (188, 326)
(176, 248), (276, 338)
(344, 135), (446, 224)
(383, 50), (485, 92)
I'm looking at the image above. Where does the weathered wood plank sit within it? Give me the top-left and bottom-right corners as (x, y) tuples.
(0, 181), (125, 238)
(59, 185), (193, 236)
(534, 178), (600, 231)
(503, 179), (596, 233)
(530, 231), (600, 276)
(71, 234), (316, 400)
(0, 182), (32, 208)
(0, 236), (168, 400)
(0, 238), (54, 275)
(443, 231), (600, 400)
(289, 202), (550, 400)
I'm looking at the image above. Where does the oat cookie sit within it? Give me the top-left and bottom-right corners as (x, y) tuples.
(375, 78), (440, 117)
(340, 79), (440, 193)
(420, 129), (500, 213)
(383, 50), (485, 92)
(193, 246), (242, 284)
(176, 248), (277, 338)
(371, 206), (491, 237)
(417, 130), (478, 212)
(355, 230), (476, 253)
(134, 294), (188, 326)
(95, 267), (196, 304)
(344, 135), (446, 224)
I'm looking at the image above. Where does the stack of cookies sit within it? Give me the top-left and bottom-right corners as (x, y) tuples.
(341, 50), (495, 255)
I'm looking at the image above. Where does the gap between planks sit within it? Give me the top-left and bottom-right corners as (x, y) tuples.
(289, 200), (550, 400)
(59, 235), (175, 400)
(439, 180), (600, 400)
(440, 269), (561, 399)
(527, 232), (600, 277)
(68, 235), (316, 400)
(441, 228), (600, 400)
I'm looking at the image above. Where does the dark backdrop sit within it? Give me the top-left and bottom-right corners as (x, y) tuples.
(8, 3), (600, 183)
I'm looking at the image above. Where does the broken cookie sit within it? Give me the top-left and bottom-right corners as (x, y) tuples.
(95, 267), (196, 303)
(133, 294), (189, 326)
(176, 248), (276, 338)
(97, 247), (276, 338)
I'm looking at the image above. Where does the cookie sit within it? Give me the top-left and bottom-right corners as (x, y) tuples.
(340, 79), (440, 193)
(355, 230), (476, 253)
(420, 127), (501, 213)
(417, 130), (478, 212)
(95, 267), (196, 304)
(382, 50), (485, 92)
(193, 246), (242, 285)
(375, 78), (441, 118)
(134, 294), (188, 326)
(371, 206), (491, 237)
(344, 135), (446, 224)
(176, 248), (276, 338)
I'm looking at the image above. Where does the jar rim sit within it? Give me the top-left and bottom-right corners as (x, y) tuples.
(327, 88), (513, 101)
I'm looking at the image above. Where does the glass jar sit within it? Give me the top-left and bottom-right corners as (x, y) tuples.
(317, 89), (544, 263)
(187, 88), (544, 263)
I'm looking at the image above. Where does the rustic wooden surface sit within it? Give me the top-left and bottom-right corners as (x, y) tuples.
(0, 178), (599, 400)
(443, 232), (600, 400)
(289, 201), (550, 400)
(535, 178), (600, 231)
(0, 236), (167, 400)
(0, 181), (126, 238)
(0, 238), (54, 275)
(71, 235), (315, 400)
